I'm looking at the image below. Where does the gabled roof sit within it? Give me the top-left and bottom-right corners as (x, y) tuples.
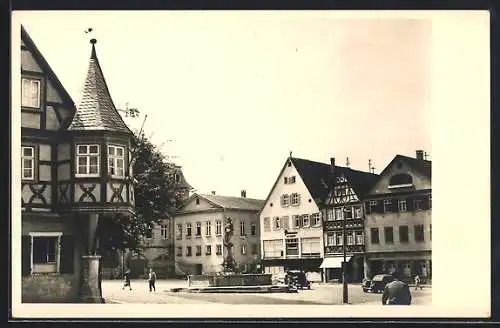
(380, 154), (432, 180)
(259, 156), (378, 214)
(185, 193), (265, 212)
(68, 39), (132, 134)
(335, 166), (380, 199)
(200, 194), (265, 211)
(21, 26), (75, 109)
(290, 157), (333, 204)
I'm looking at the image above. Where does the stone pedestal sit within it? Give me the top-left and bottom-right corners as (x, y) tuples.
(80, 255), (104, 303)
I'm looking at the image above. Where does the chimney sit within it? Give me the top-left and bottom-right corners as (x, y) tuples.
(416, 150), (424, 160)
(330, 157), (335, 180)
(211, 191), (216, 195)
(241, 190), (247, 198)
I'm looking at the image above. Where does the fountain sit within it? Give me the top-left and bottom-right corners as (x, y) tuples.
(167, 217), (298, 293)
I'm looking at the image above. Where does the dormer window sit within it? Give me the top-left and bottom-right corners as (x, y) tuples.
(76, 145), (100, 177)
(108, 145), (125, 178)
(22, 78), (40, 108)
(388, 173), (414, 189)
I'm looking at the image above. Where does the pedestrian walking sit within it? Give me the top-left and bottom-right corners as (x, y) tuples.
(381, 272), (412, 305)
(122, 269), (132, 290)
(148, 268), (157, 292)
(414, 274), (422, 290)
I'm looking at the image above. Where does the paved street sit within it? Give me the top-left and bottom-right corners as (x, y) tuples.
(102, 279), (431, 305)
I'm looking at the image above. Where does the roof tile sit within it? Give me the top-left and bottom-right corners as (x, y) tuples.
(68, 41), (132, 134)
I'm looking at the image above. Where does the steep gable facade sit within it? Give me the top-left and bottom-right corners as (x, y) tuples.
(259, 156), (330, 281)
(321, 158), (379, 283)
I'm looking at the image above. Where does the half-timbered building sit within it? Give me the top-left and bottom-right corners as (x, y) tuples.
(20, 26), (134, 302)
(320, 158), (379, 283)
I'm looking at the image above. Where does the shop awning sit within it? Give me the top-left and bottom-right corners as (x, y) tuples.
(320, 256), (352, 269)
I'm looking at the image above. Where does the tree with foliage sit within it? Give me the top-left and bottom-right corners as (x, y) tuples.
(97, 112), (185, 253)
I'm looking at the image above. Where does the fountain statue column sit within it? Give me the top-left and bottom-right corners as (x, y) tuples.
(222, 217), (237, 274)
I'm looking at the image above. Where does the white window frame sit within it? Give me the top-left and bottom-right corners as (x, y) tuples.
(327, 235), (335, 246)
(196, 245), (202, 256)
(22, 78), (41, 108)
(241, 244), (247, 255)
(28, 232), (62, 274)
(21, 146), (35, 180)
(195, 222), (202, 237)
(160, 224), (168, 240)
(355, 231), (364, 245)
(347, 233), (354, 245)
(312, 213), (321, 227)
(216, 244), (222, 255)
(327, 209), (334, 221)
(291, 193), (300, 206)
(75, 144), (100, 177)
(383, 199), (392, 212)
(302, 214), (310, 228)
(240, 220), (246, 236)
(206, 245), (212, 255)
(293, 215), (301, 228)
(282, 194), (290, 207)
(107, 145), (125, 178)
(335, 208), (343, 221)
(215, 220), (222, 235)
(176, 224), (183, 238)
(354, 206), (362, 219)
(186, 223), (192, 237)
(335, 233), (343, 246)
(205, 221), (212, 236)
(398, 200), (407, 212)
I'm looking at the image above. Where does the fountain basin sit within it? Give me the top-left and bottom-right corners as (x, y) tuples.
(188, 273), (272, 287)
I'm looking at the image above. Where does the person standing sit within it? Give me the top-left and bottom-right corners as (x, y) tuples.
(382, 272), (412, 305)
(122, 269), (132, 291)
(414, 274), (422, 290)
(148, 268), (157, 292)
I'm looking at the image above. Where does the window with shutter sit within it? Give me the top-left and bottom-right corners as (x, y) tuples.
(60, 235), (75, 274)
(22, 235), (32, 276)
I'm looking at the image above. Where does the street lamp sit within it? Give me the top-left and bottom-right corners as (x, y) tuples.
(340, 193), (356, 304)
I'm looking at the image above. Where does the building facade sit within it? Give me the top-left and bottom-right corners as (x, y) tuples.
(128, 166), (193, 278)
(259, 156), (332, 282)
(20, 27), (134, 302)
(174, 192), (264, 275)
(320, 158), (379, 283)
(363, 151), (432, 283)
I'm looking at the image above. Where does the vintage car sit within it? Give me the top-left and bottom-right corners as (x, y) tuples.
(362, 274), (394, 293)
(285, 270), (311, 290)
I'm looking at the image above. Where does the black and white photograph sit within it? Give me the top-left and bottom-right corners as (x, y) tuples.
(11, 10), (490, 318)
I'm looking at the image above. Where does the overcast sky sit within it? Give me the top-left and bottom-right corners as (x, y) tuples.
(16, 11), (432, 200)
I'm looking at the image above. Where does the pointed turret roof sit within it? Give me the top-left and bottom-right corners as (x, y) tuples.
(68, 38), (132, 134)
